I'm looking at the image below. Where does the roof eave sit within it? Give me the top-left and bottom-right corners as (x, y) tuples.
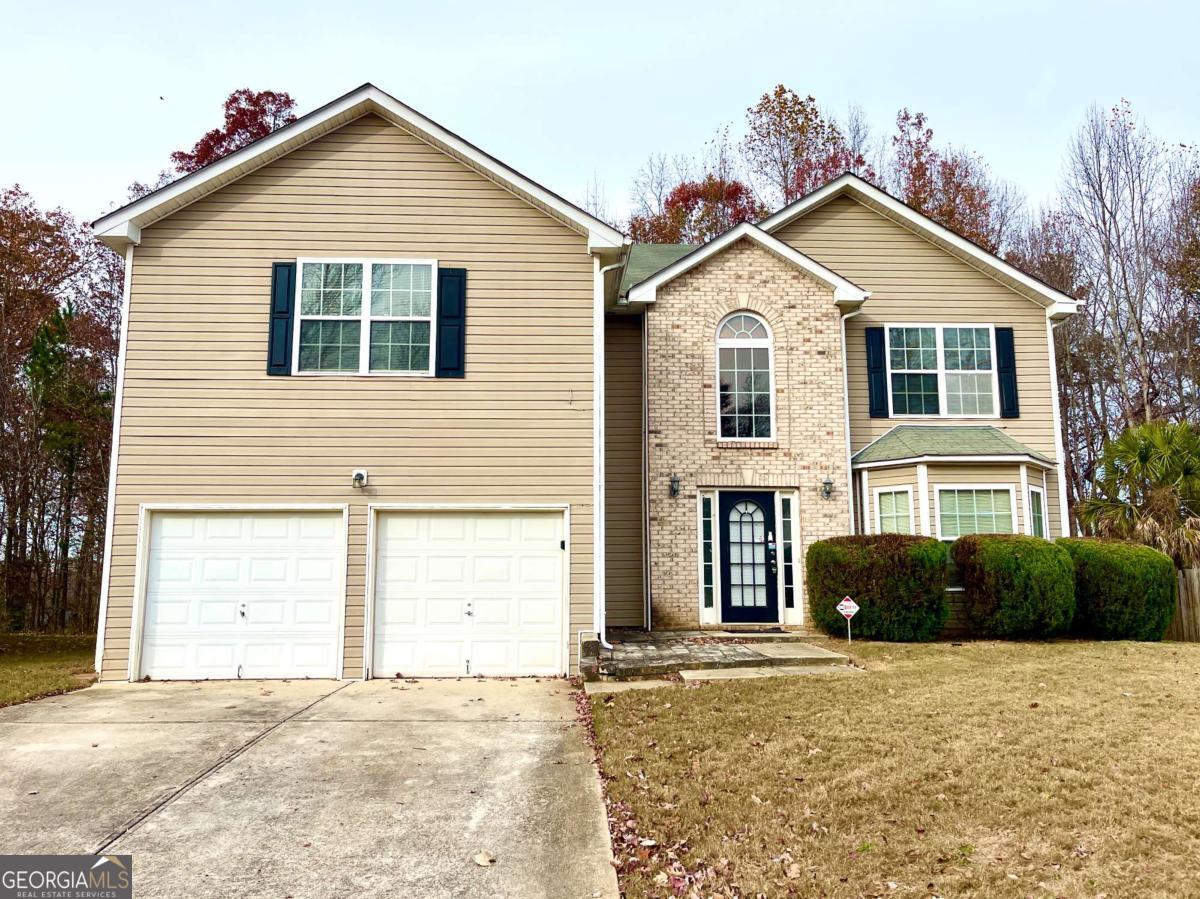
(853, 453), (1055, 470)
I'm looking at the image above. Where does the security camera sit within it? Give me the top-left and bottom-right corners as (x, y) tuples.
(351, 469), (368, 489)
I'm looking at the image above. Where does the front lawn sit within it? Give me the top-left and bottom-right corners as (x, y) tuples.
(0, 634), (96, 708)
(589, 640), (1200, 898)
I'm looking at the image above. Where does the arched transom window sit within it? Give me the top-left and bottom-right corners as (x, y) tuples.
(717, 313), (774, 439)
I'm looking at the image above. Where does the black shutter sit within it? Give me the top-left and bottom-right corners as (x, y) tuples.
(996, 326), (1019, 418)
(267, 262), (296, 376)
(436, 268), (467, 378)
(866, 327), (888, 418)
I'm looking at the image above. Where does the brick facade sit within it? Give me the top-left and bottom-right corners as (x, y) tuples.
(645, 238), (851, 628)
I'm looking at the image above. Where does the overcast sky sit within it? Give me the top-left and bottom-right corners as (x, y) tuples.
(5, 0), (1197, 226)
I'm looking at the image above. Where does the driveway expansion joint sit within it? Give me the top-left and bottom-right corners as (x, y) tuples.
(90, 681), (351, 855)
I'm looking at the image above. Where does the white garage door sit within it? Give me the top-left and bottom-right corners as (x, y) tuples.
(373, 510), (566, 677)
(140, 511), (344, 680)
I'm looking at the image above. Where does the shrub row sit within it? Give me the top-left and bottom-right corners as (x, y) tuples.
(806, 535), (948, 641)
(806, 533), (1176, 642)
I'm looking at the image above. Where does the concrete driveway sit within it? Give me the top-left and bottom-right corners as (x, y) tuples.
(0, 679), (617, 899)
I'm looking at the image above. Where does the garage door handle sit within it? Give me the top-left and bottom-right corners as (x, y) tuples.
(465, 602), (473, 617)
(239, 603), (246, 618)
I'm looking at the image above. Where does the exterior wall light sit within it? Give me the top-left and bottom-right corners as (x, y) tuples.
(669, 475), (681, 497)
(352, 469), (369, 489)
(821, 478), (834, 500)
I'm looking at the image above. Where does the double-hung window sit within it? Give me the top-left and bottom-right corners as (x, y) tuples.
(1028, 486), (1047, 538)
(887, 325), (998, 417)
(295, 259), (437, 375)
(875, 487), (914, 534)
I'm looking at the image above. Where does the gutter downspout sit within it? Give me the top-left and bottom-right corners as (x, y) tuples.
(640, 308), (651, 631)
(840, 307), (865, 534)
(593, 253), (628, 652)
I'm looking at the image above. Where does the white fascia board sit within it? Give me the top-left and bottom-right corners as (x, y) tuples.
(93, 84), (625, 250)
(758, 174), (1079, 313)
(853, 453), (1056, 471)
(95, 221), (141, 251)
(626, 222), (869, 305)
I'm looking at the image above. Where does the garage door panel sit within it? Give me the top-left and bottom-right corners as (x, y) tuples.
(378, 598), (419, 626)
(472, 597), (515, 626)
(519, 555), (561, 584)
(140, 511), (343, 680)
(197, 599), (238, 626)
(373, 511), (565, 678)
(474, 556), (514, 584)
(517, 641), (561, 672)
(373, 641), (415, 677)
(420, 640), (469, 675)
(469, 640), (514, 672)
(518, 597), (559, 627)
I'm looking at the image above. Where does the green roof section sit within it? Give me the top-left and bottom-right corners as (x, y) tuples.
(619, 244), (696, 297)
(853, 425), (1053, 465)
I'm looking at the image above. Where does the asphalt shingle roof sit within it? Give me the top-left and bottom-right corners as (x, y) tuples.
(619, 244), (696, 297)
(853, 425), (1052, 465)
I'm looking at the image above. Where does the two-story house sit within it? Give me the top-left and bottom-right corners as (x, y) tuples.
(91, 84), (1078, 680)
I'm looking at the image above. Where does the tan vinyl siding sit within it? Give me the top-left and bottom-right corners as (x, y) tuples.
(780, 194), (1066, 538)
(604, 313), (645, 627)
(100, 113), (596, 679)
(775, 196), (1058, 459)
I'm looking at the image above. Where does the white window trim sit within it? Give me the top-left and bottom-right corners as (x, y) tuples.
(884, 323), (1000, 420)
(873, 486), (916, 535)
(715, 312), (777, 442)
(1028, 485), (1047, 538)
(934, 484), (1017, 541)
(778, 490), (803, 626)
(292, 257), (438, 377)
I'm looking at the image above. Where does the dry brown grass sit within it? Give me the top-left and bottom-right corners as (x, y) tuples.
(589, 640), (1200, 898)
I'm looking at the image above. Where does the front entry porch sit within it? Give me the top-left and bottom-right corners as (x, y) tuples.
(580, 628), (848, 681)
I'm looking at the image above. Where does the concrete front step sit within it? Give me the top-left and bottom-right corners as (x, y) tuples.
(680, 665), (864, 682)
(614, 628), (818, 644)
(594, 642), (848, 680)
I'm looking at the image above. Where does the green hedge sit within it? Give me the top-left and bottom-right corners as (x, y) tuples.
(806, 535), (949, 641)
(951, 535), (1075, 637)
(1058, 538), (1177, 640)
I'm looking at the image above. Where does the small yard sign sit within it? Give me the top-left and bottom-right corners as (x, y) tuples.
(836, 597), (859, 644)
